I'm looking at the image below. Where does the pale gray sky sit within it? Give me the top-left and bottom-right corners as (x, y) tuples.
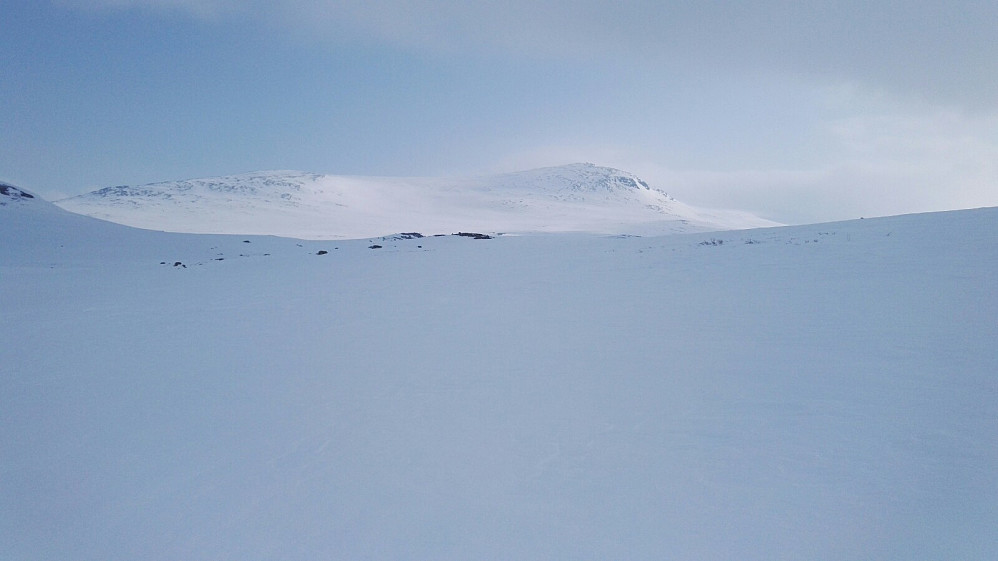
(4, 0), (996, 223)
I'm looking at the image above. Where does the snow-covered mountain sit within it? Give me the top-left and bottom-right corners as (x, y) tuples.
(1, 181), (97, 238)
(4, 187), (996, 560)
(54, 163), (778, 238)
(0, 182), (36, 204)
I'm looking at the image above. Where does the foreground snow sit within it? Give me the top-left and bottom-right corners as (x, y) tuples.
(2, 193), (996, 560)
(54, 163), (779, 238)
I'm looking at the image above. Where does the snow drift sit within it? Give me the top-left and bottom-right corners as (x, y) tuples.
(3, 184), (996, 560)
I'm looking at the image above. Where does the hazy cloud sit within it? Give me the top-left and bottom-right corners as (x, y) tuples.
(62, 1), (998, 109)
(58, 0), (234, 18)
(495, 103), (998, 224)
(29, 0), (998, 221)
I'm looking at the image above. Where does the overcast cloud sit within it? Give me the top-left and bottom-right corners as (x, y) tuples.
(68, 0), (998, 108)
(8, 0), (997, 222)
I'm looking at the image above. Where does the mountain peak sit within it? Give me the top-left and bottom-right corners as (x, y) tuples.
(55, 165), (778, 239)
(0, 182), (38, 205)
(86, 170), (321, 200)
(491, 163), (659, 196)
(1, 181), (70, 217)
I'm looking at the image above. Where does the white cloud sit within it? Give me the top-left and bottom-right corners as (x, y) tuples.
(47, 1), (998, 222)
(60, 1), (998, 109)
(676, 109), (998, 223)
(493, 98), (998, 224)
(266, 1), (998, 110)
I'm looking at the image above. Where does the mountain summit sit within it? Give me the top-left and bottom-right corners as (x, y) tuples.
(2, 181), (74, 219)
(55, 164), (778, 239)
(1, 182), (38, 205)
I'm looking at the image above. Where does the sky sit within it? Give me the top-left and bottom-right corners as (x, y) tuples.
(3, 0), (997, 224)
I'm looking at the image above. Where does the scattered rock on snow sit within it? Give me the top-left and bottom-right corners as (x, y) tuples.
(382, 232), (424, 241)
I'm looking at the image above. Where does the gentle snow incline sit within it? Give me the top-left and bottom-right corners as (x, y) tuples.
(2, 194), (996, 560)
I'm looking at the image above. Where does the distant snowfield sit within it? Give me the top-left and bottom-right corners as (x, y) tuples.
(54, 163), (780, 238)
(3, 186), (997, 560)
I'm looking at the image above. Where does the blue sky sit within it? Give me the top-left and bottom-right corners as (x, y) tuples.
(3, 0), (996, 223)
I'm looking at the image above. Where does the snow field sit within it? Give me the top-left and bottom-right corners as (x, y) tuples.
(2, 203), (996, 560)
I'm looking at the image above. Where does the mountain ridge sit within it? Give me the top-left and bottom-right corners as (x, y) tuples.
(1, 182), (38, 204)
(54, 164), (780, 239)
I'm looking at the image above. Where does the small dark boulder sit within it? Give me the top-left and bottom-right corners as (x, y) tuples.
(369, 244), (382, 249)
(317, 250), (328, 255)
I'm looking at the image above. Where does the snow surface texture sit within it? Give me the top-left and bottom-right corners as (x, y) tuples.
(54, 163), (779, 239)
(3, 190), (997, 560)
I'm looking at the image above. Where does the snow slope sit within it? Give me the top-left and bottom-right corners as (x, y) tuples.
(3, 187), (996, 560)
(54, 163), (779, 238)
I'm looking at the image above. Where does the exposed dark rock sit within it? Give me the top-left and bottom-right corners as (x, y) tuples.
(369, 244), (382, 249)
(316, 250), (328, 255)
(382, 232), (424, 241)
(0, 183), (35, 200)
(455, 232), (492, 240)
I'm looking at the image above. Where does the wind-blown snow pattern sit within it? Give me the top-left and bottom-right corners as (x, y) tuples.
(54, 163), (779, 238)
(3, 184), (996, 560)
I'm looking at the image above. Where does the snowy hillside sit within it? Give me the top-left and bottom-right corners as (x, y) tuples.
(0, 182), (37, 204)
(3, 189), (996, 560)
(54, 163), (778, 238)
